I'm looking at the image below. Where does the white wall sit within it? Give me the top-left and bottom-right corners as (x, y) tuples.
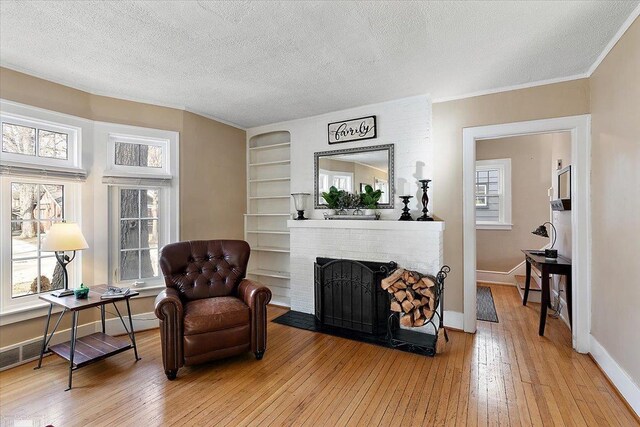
(247, 95), (433, 219)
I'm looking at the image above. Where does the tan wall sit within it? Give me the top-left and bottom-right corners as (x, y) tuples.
(432, 79), (590, 312)
(0, 67), (246, 348)
(180, 111), (246, 240)
(476, 133), (564, 271)
(590, 18), (640, 384)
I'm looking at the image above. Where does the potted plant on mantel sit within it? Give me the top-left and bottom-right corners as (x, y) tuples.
(321, 186), (342, 215)
(361, 184), (383, 216)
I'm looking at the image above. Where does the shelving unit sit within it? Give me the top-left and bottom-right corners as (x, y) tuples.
(244, 130), (292, 307)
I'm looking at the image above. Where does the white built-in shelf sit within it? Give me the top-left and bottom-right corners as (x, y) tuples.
(253, 246), (290, 253)
(246, 230), (290, 235)
(249, 160), (291, 167)
(246, 130), (292, 308)
(245, 213), (291, 217)
(248, 195), (290, 200)
(247, 269), (291, 279)
(249, 177), (291, 183)
(249, 142), (291, 151)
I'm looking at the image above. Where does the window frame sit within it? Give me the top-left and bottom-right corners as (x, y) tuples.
(0, 176), (81, 313)
(109, 185), (167, 287)
(475, 158), (512, 230)
(0, 112), (81, 170)
(97, 123), (179, 291)
(106, 133), (171, 177)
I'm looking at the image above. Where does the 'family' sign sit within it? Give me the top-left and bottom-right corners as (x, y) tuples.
(327, 116), (377, 144)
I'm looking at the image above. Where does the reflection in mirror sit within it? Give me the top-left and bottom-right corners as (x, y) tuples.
(558, 165), (571, 199)
(314, 144), (394, 208)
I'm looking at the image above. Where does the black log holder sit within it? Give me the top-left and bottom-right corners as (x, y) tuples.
(416, 179), (434, 221)
(398, 195), (414, 221)
(386, 265), (450, 356)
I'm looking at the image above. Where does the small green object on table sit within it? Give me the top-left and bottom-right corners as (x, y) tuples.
(74, 283), (89, 299)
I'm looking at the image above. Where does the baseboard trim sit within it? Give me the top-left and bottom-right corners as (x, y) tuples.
(0, 312), (158, 372)
(476, 269), (518, 286)
(477, 279), (514, 287)
(589, 335), (640, 418)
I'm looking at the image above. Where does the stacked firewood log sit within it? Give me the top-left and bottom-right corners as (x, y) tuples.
(381, 269), (438, 327)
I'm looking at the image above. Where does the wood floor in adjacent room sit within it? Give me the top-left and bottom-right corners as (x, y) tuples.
(1, 284), (637, 426)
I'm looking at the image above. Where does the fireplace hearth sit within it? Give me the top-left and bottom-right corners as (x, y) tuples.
(314, 257), (396, 336)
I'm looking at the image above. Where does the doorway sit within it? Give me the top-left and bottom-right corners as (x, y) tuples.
(462, 116), (591, 353)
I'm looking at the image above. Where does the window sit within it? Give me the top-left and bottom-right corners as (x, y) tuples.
(1, 113), (78, 169)
(1, 106), (84, 316)
(100, 124), (179, 288)
(106, 134), (169, 177)
(374, 178), (389, 203)
(1, 176), (80, 312)
(475, 159), (512, 230)
(332, 174), (353, 192)
(9, 182), (65, 297)
(117, 188), (160, 281)
(115, 141), (163, 168)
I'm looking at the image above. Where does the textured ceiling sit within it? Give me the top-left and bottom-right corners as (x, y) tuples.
(0, 1), (638, 128)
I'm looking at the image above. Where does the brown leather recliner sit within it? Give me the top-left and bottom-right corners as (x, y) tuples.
(154, 240), (272, 380)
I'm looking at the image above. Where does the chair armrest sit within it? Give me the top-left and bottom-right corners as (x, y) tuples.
(238, 279), (272, 354)
(238, 279), (272, 310)
(154, 287), (184, 321)
(154, 288), (184, 374)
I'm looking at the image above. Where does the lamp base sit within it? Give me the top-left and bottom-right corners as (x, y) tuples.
(544, 249), (558, 259)
(51, 289), (74, 298)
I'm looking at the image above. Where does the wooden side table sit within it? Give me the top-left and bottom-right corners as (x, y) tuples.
(35, 284), (141, 390)
(522, 250), (572, 336)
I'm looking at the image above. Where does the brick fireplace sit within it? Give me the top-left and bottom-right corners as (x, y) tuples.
(288, 219), (445, 331)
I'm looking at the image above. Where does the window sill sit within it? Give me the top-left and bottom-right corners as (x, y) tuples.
(476, 223), (513, 230)
(129, 284), (165, 297)
(0, 286), (164, 326)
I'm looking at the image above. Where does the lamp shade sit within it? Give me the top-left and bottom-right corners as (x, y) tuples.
(42, 222), (89, 252)
(531, 224), (549, 238)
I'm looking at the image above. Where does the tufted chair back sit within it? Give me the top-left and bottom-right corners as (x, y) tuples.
(159, 240), (250, 301)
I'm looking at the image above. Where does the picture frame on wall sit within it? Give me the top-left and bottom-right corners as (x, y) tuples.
(328, 115), (376, 144)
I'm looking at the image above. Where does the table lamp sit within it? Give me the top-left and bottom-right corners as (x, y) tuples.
(41, 222), (89, 297)
(531, 222), (558, 259)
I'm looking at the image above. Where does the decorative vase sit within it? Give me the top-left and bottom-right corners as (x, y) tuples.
(364, 208), (376, 216)
(291, 193), (310, 220)
(326, 209), (336, 216)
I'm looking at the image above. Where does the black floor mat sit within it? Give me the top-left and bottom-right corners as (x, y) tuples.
(477, 286), (499, 323)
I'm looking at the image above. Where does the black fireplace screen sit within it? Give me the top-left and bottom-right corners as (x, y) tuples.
(314, 258), (396, 335)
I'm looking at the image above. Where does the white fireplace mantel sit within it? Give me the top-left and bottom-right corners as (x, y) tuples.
(287, 218), (445, 318)
(287, 219), (445, 231)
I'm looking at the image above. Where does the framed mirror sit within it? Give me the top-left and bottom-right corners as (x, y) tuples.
(558, 165), (571, 199)
(314, 144), (394, 209)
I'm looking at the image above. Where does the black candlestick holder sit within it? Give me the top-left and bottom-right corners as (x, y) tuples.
(398, 196), (414, 221)
(416, 179), (434, 221)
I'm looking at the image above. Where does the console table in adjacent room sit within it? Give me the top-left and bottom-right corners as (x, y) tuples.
(35, 284), (141, 390)
(522, 250), (572, 336)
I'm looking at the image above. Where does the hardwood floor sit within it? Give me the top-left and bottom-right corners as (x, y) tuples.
(0, 284), (637, 426)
